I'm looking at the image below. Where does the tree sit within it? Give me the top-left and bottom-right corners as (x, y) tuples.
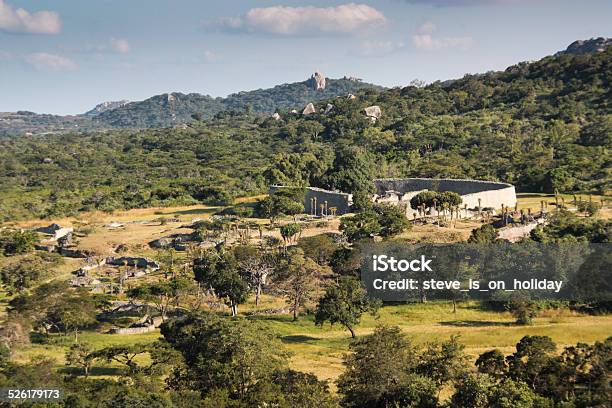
(476, 349), (507, 379)
(410, 191), (438, 211)
(337, 325), (424, 407)
(506, 300), (539, 325)
(0, 230), (38, 256)
(323, 145), (376, 197)
(373, 203), (410, 237)
(65, 342), (95, 377)
(417, 335), (469, 392)
(451, 373), (496, 408)
(315, 276), (380, 338)
(468, 224), (499, 243)
(234, 245), (276, 307)
(274, 248), (327, 321)
(280, 223), (301, 246)
(0, 253), (62, 294)
(507, 335), (556, 391)
(487, 378), (549, 408)
(255, 193), (304, 223)
(128, 277), (195, 321)
(340, 211), (381, 242)
(298, 234), (338, 265)
(270, 370), (339, 408)
(193, 249), (249, 316)
(161, 313), (289, 401)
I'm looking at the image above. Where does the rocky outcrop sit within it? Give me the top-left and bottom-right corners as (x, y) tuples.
(83, 100), (130, 116)
(302, 103), (316, 115)
(324, 103), (334, 114)
(347, 93), (356, 100)
(308, 72), (326, 91)
(556, 37), (611, 56)
(105, 256), (160, 270)
(364, 105), (382, 122)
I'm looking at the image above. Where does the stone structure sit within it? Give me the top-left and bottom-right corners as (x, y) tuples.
(269, 185), (353, 216)
(308, 72), (326, 90)
(270, 178), (516, 217)
(374, 178), (517, 210)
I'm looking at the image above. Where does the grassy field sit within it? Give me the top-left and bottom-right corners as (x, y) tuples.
(11, 297), (612, 384)
(3, 193), (610, 386)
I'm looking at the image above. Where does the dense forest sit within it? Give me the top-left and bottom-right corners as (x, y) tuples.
(0, 48), (610, 221)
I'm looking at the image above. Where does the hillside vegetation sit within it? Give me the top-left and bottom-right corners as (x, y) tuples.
(0, 77), (381, 135)
(0, 48), (610, 221)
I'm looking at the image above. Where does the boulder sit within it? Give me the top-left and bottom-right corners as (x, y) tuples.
(324, 103), (334, 114)
(364, 105), (382, 122)
(35, 223), (62, 235)
(302, 103), (316, 115)
(308, 72), (326, 90)
(347, 93), (356, 100)
(271, 112), (281, 121)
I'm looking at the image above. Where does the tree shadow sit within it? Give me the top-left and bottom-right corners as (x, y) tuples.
(440, 320), (514, 327)
(171, 207), (219, 216)
(281, 335), (320, 344)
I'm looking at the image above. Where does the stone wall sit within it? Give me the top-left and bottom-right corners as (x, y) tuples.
(270, 186), (353, 215)
(109, 325), (156, 335)
(374, 178), (516, 210)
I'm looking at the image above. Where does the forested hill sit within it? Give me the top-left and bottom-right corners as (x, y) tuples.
(0, 45), (610, 221)
(94, 77), (383, 128)
(0, 76), (382, 135)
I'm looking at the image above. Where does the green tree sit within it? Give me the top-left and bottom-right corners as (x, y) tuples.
(0, 230), (38, 256)
(373, 203), (411, 237)
(274, 248), (327, 321)
(337, 325), (426, 407)
(475, 349), (507, 379)
(65, 342), (95, 377)
(339, 211), (381, 242)
(468, 224), (499, 243)
(315, 276), (380, 338)
(161, 313), (289, 401)
(193, 249), (248, 316)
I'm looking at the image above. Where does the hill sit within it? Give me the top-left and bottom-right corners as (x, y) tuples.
(0, 43), (610, 221)
(0, 74), (382, 135)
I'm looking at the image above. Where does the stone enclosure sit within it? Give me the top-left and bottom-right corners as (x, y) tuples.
(373, 178), (517, 210)
(271, 178), (516, 217)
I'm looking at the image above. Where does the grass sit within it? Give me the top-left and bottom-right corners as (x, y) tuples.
(3, 195), (610, 384)
(11, 299), (612, 384)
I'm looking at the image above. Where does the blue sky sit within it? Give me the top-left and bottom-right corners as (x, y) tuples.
(1, 0), (610, 114)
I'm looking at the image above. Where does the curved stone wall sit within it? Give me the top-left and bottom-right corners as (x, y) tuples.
(374, 178), (517, 210)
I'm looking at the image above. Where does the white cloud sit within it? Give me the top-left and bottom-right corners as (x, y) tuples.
(403, 0), (531, 6)
(357, 40), (404, 56)
(202, 50), (220, 63)
(0, 0), (61, 34)
(24, 52), (76, 72)
(412, 22), (473, 50)
(215, 3), (386, 36)
(417, 21), (436, 35)
(109, 38), (130, 54)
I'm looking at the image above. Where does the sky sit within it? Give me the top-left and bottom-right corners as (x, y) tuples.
(0, 0), (610, 114)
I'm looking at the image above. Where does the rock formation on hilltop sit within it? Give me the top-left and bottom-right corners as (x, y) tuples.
(84, 100), (130, 116)
(308, 72), (326, 91)
(556, 37), (611, 56)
